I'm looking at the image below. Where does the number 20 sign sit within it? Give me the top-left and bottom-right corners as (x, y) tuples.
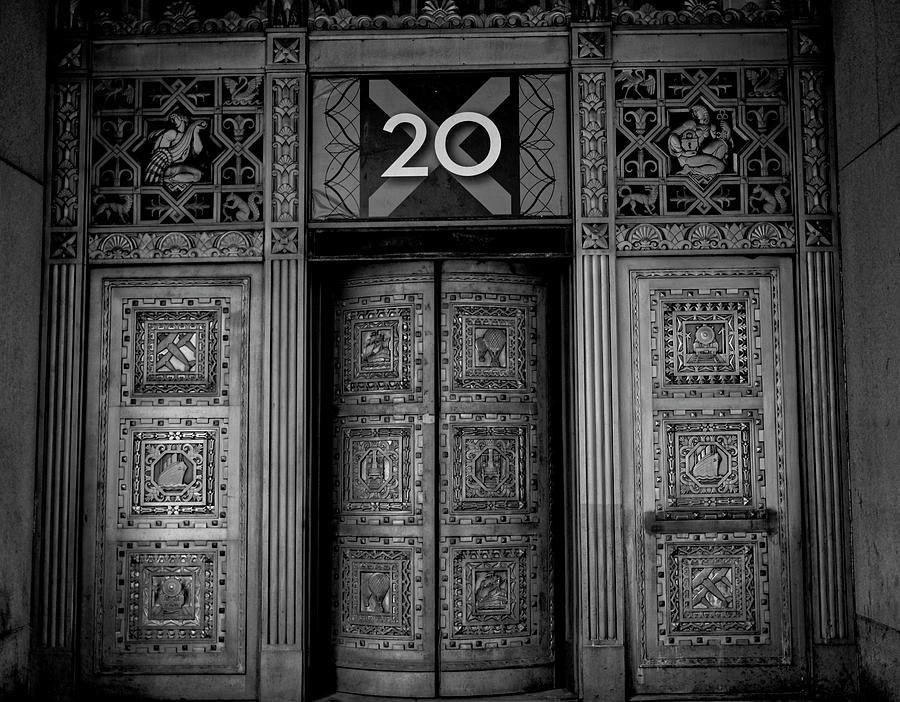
(381, 112), (502, 178)
(310, 73), (568, 220)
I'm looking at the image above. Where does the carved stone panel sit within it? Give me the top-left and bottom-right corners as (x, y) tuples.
(90, 75), (264, 227)
(613, 65), (795, 250)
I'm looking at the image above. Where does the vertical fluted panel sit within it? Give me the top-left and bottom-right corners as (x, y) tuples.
(263, 257), (304, 646)
(804, 250), (851, 641)
(36, 263), (84, 648)
(576, 253), (620, 643)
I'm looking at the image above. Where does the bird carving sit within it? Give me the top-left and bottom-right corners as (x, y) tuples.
(224, 76), (262, 106)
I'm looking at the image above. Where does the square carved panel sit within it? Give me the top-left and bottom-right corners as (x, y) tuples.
(117, 290), (241, 407)
(133, 308), (220, 396)
(657, 534), (770, 647)
(334, 538), (423, 650)
(336, 419), (420, 518)
(337, 294), (423, 402)
(445, 538), (539, 646)
(117, 544), (226, 653)
(118, 417), (229, 528)
(451, 424), (529, 513)
(656, 410), (764, 513)
(450, 303), (529, 392)
(652, 289), (761, 396)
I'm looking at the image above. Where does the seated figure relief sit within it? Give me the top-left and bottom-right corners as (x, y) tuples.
(667, 105), (732, 177)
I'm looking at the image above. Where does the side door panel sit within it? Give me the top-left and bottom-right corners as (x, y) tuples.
(619, 257), (805, 695)
(82, 267), (260, 698)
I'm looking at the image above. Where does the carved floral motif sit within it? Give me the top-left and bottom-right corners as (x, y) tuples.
(88, 230), (264, 260)
(309, 0), (571, 30)
(93, 1), (269, 34)
(616, 221), (794, 250)
(613, 0), (784, 25)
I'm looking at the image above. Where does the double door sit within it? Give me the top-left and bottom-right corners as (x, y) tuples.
(328, 261), (555, 697)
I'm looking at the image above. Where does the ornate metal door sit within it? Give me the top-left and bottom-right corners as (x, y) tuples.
(330, 261), (554, 696)
(618, 257), (805, 695)
(81, 267), (260, 698)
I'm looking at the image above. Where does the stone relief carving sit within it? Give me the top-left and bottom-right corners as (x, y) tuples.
(800, 69), (831, 215)
(616, 221), (794, 250)
(614, 66), (793, 224)
(613, 0), (784, 25)
(52, 83), (81, 228)
(579, 73), (607, 218)
(88, 230), (263, 260)
(272, 77), (302, 222)
(92, 0), (270, 34)
(309, 0), (571, 30)
(91, 76), (264, 226)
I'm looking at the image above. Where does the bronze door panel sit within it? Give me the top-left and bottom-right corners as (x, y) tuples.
(618, 257), (805, 695)
(330, 261), (553, 697)
(81, 267), (261, 698)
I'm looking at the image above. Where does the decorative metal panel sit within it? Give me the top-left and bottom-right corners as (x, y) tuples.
(438, 266), (553, 679)
(335, 416), (424, 522)
(335, 291), (425, 404)
(333, 538), (424, 651)
(330, 267), (436, 694)
(90, 75), (264, 227)
(331, 264), (553, 693)
(89, 276), (252, 678)
(445, 536), (539, 645)
(655, 410), (765, 515)
(117, 543), (226, 654)
(614, 65), (796, 250)
(311, 74), (568, 221)
(620, 260), (800, 688)
(657, 534), (771, 649)
(118, 417), (230, 528)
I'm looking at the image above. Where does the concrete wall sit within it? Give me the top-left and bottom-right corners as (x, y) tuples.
(0, 0), (48, 697)
(833, 1), (900, 700)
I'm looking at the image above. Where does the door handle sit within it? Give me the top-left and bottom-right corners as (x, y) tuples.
(644, 509), (775, 534)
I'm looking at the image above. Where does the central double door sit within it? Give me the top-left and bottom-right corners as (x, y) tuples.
(328, 261), (554, 697)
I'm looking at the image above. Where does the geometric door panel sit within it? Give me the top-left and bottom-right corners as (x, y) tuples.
(330, 262), (554, 698)
(438, 266), (553, 695)
(82, 269), (259, 696)
(331, 264), (437, 697)
(618, 258), (804, 694)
